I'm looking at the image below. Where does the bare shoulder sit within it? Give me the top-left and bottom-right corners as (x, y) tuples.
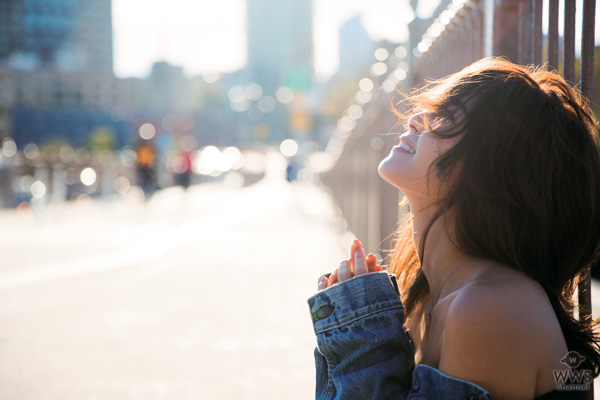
(438, 268), (567, 399)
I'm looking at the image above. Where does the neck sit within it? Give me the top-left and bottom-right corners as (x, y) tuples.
(410, 199), (470, 302)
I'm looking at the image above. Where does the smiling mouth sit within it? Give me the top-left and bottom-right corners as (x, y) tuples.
(399, 142), (415, 154)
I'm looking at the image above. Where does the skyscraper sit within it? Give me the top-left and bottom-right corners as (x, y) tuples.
(338, 15), (376, 79)
(246, 0), (314, 94)
(0, 0), (113, 73)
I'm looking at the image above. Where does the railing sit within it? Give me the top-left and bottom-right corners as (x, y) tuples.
(320, 1), (597, 396)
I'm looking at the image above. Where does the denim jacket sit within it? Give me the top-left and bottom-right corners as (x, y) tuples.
(307, 272), (492, 399)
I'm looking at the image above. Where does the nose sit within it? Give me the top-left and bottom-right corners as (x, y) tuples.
(407, 112), (429, 134)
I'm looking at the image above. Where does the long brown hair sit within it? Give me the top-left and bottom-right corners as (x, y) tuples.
(389, 58), (600, 374)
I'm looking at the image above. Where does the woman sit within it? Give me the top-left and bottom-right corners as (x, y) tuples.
(308, 58), (600, 399)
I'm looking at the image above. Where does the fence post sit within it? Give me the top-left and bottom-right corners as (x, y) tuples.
(579, 1), (596, 399)
(492, 0), (521, 62)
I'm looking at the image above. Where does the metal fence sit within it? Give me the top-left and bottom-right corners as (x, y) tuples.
(320, 1), (597, 396)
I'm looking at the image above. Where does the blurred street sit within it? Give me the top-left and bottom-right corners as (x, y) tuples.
(1, 151), (600, 400)
(0, 152), (351, 400)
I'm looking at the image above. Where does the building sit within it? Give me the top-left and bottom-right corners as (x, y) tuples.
(144, 62), (194, 114)
(0, 0), (125, 148)
(338, 15), (376, 80)
(246, 0), (314, 94)
(0, 0), (113, 73)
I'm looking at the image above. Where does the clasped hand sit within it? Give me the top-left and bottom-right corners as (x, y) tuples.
(318, 239), (383, 291)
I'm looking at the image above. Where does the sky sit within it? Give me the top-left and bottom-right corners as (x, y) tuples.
(111, 0), (426, 81)
(112, 0), (600, 81)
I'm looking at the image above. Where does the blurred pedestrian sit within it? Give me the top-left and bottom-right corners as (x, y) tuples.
(286, 157), (298, 183)
(136, 141), (157, 196)
(175, 149), (193, 190)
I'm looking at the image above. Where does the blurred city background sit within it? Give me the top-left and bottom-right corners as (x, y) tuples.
(0, 0), (422, 208)
(1, 0), (600, 399)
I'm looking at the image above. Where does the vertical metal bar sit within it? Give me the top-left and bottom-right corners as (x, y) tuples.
(523, 1), (534, 65)
(563, 0), (576, 84)
(579, 270), (594, 400)
(581, 0), (596, 100)
(517, 3), (524, 64)
(533, 0), (544, 65)
(477, 1), (485, 58)
(548, 0), (559, 71)
(580, 1), (596, 399)
(484, 0), (494, 58)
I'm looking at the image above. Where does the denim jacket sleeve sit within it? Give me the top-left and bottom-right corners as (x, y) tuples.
(307, 272), (492, 400)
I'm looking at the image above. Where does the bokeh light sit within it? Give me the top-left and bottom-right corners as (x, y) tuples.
(337, 116), (356, 132)
(280, 139), (299, 157)
(245, 83), (263, 101)
(80, 167), (97, 186)
(114, 176), (131, 194)
(395, 46), (407, 58)
(276, 86), (294, 104)
(30, 181), (46, 199)
(371, 137), (384, 150)
(24, 143), (39, 160)
(382, 80), (396, 93)
(394, 68), (407, 81)
(120, 149), (137, 167)
(180, 135), (196, 152)
(374, 48), (389, 61)
(223, 147), (244, 170)
(231, 98), (251, 112)
(178, 115), (195, 131)
(16, 201), (32, 214)
(162, 114), (178, 131)
(139, 123), (156, 140)
(2, 138), (17, 157)
(347, 105), (363, 120)
(355, 90), (372, 105)
(370, 62), (388, 77)
(74, 148), (90, 164)
(59, 145), (75, 163)
(359, 78), (374, 92)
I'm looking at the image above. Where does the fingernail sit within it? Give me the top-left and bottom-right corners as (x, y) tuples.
(320, 276), (328, 283)
(355, 247), (364, 257)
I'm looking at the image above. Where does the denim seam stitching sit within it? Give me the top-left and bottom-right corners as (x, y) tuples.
(314, 304), (404, 334)
(415, 364), (491, 397)
(320, 347), (338, 396)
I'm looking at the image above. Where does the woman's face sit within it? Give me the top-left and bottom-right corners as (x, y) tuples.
(378, 112), (459, 204)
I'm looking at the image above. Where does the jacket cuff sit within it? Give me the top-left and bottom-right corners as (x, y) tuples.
(411, 365), (492, 399)
(307, 272), (402, 334)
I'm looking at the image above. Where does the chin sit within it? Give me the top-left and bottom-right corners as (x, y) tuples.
(378, 154), (401, 188)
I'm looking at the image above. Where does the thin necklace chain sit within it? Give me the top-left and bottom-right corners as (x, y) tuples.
(426, 256), (471, 319)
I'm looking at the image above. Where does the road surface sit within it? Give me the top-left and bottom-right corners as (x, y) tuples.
(0, 155), (352, 400)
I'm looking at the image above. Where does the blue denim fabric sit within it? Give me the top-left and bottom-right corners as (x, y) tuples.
(308, 272), (491, 399)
